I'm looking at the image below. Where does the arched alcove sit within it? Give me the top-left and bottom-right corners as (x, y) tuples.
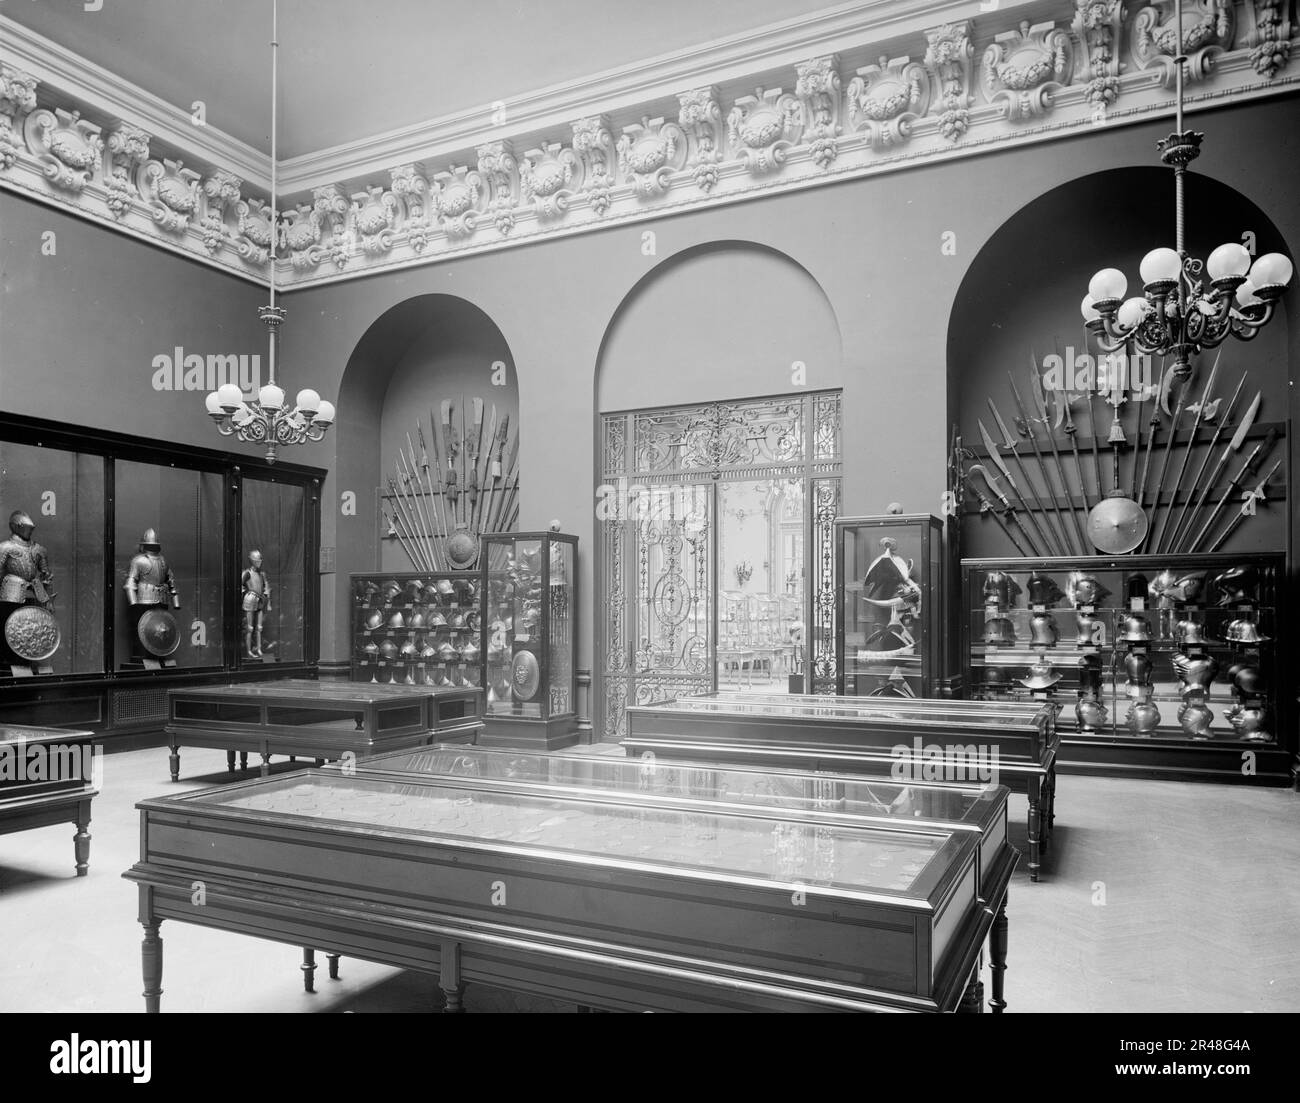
(595, 240), (843, 412)
(948, 166), (1290, 559)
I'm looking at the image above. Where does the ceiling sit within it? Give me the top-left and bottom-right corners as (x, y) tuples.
(6, 0), (840, 159)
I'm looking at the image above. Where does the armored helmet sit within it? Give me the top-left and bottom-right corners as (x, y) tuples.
(361, 641), (379, 657)
(388, 611), (405, 630)
(1230, 662), (1264, 697)
(982, 617), (1016, 646)
(381, 581), (402, 605)
(1171, 571), (1207, 605)
(1225, 616), (1270, 645)
(1118, 612), (1152, 642)
(436, 641), (458, 662)
(427, 610), (447, 627)
(404, 579), (425, 600)
(1027, 571), (1066, 607)
(1176, 619), (1211, 647)
(378, 639), (399, 661)
(982, 570), (1020, 608)
(419, 644), (438, 662)
(140, 528), (162, 552)
(460, 639), (480, 662)
(435, 579), (456, 598)
(399, 640), (418, 660)
(449, 611), (466, 628)
(1067, 571), (1110, 608)
(1210, 565), (1259, 607)
(982, 667), (1008, 688)
(408, 612), (427, 632)
(8, 510), (35, 541)
(1125, 573), (1149, 603)
(364, 610), (384, 631)
(1019, 661), (1061, 690)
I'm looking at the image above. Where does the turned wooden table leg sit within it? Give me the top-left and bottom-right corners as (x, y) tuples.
(440, 941), (465, 1013)
(1026, 780), (1041, 883)
(73, 803), (91, 876)
(301, 948), (317, 993)
(1048, 765), (1058, 831)
(239, 751), (248, 770)
(141, 921), (163, 1014)
(989, 895), (1009, 1014)
(168, 740), (180, 782)
(226, 750), (236, 772)
(958, 966), (983, 1013)
(260, 752), (271, 778)
(327, 953), (341, 980)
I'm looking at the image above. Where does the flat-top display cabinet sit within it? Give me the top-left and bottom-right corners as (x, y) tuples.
(962, 553), (1290, 784)
(127, 763), (996, 1012)
(0, 413), (322, 737)
(349, 571), (482, 688)
(835, 515), (942, 699)
(481, 532), (577, 750)
(0, 724), (98, 876)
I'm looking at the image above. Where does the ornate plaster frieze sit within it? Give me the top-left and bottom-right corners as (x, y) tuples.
(0, 3), (1295, 290)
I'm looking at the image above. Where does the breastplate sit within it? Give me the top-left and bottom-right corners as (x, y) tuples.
(244, 569), (266, 597)
(129, 553), (172, 603)
(0, 537), (47, 602)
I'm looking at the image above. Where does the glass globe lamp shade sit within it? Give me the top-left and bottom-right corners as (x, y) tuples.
(1206, 243), (1252, 282)
(1088, 268), (1128, 304)
(1235, 280), (1261, 308)
(314, 400), (336, 426)
(1139, 248), (1181, 285)
(216, 383), (244, 412)
(205, 391), (225, 415)
(1080, 294), (1100, 323)
(295, 388), (320, 415)
(259, 384), (286, 410)
(1117, 297), (1151, 330)
(1249, 253), (1293, 291)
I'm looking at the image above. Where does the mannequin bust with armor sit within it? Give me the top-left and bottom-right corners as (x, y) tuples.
(1, 510), (54, 607)
(125, 529), (180, 608)
(241, 550), (272, 657)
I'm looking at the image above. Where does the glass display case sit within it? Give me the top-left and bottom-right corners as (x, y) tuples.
(961, 553), (1289, 783)
(835, 514), (942, 698)
(348, 570), (482, 688)
(0, 413), (322, 735)
(481, 531), (577, 749)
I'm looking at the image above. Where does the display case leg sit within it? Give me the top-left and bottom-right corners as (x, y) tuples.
(327, 953), (341, 980)
(989, 896), (1009, 1014)
(301, 948), (317, 993)
(141, 921), (163, 1014)
(1027, 782), (1041, 883)
(168, 743), (180, 782)
(239, 752), (248, 770)
(73, 805), (91, 876)
(260, 752), (271, 777)
(440, 941), (465, 1013)
(1047, 765), (1057, 831)
(959, 967), (983, 1013)
(226, 750), (236, 772)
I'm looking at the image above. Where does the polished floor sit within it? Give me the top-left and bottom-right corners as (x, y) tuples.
(1, 743), (1297, 1013)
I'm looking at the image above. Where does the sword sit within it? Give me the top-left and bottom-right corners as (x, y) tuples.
(970, 462), (1042, 556)
(1168, 379), (1250, 553)
(963, 472), (1031, 557)
(988, 398), (1068, 556)
(1187, 428), (1278, 553)
(1206, 458), (1283, 553)
(979, 418), (1055, 556)
(1153, 350), (1219, 553)
(1178, 389), (1260, 553)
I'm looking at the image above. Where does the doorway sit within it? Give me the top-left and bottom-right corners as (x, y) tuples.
(597, 391), (842, 741)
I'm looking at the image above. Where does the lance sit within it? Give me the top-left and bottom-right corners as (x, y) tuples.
(1141, 360), (1199, 553)
(387, 478), (426, 571)
(1187, 428), (1278, 553)
(441, 400), (460, 528)
(1134, 357), (1163, 510)
(1057, 385), (1091, 513)
(1175, 385), (1253, 556)
(391, 467), (430, 571)
(382, 506), (420, 570)
(418, 420), (447, 558)
(400, 435), (433, 569)
(979, 418), (1056, 556)
(466, 397), (484, 533)
(473, 404), (498, 535)
(988, 398), (1068, 556)
(1085, 383), (1103, 505)
(969, 461), (1043, 556)
(1153, 350), (1220, 553)
(1178, 390), (1260, 553)
(1020, 361), (1084, 555)
(426, 411), (450, 562)
(963, 471), (1031, 556)
(1206, 458), (1283, 553)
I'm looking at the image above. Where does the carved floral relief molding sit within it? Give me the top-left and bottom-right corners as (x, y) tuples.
(0, 1), (1295, 290)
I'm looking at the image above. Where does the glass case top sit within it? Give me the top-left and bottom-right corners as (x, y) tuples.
(178, 679), (439, 703)
(188, 771), (953, 897)
(351, 745), (997, 822)
(634, 694), (1047, 731)
(712, 691), (1048, 718)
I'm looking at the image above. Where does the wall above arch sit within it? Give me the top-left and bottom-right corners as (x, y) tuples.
(596, 241), (842, 413)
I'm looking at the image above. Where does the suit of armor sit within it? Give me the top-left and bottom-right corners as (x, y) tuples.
(125, 530), (180, 608)
(0, 512), (53, 606)
(241, 550), (271, 657)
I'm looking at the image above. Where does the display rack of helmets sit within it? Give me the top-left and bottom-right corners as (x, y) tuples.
(961, 553), (1287, 781)
(350, 573), (482, 688)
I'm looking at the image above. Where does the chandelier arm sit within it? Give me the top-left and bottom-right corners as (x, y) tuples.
(212, 420), (236, 437)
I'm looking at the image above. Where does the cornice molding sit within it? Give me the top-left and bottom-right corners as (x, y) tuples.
(2, 0), (1294, 291)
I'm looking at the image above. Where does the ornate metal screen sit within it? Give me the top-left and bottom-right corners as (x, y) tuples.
(599, 391), (842, 740)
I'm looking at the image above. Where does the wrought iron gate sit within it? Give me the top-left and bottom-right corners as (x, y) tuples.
(598, 391), (842, 741)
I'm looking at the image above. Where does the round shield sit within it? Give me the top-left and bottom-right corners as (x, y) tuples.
(4, 605), (61, 662)
(137, 609), (180, 657)
(1087, 495), (1149, 554)
(511, 649), (541, 701)
(445, 528), (480, 570)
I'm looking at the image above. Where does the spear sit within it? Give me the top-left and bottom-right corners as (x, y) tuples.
(1187, 427), (1277, 553)
(1141, 360), (1200, 553)
(988, 398), (1068, 555)
(1134, 356), (1163, 510)
(969, 462), (1043, 556)
(490, 435), (520, 535)
(1058, 385), (1091, 513)
(1152, 350), (1219, 552)
(472, 404), (497, 534)
(1085, 382), (1103, 505)
(963, 471), (1031, 556)
(1177, 390), (1260, 553)
(418, 420), (446, 557)
(387, 478), (426, 571)
(1019, 361), (1084, 554)
(1206, 458), (1283, 553)
(392, 463), (430, 570)
(466, 397), (484, 532)
(1166, 376), (1247, 553)
(482, 412), (508, 531)
(426, 410), (450, 562)
(382, 506), (421, 569)
(402, 438), (438, 570)
(441, 400), (460, 528)
(978, 418), (1057, 555)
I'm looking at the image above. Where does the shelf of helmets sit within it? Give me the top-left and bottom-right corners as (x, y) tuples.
(962, 555), (1282, 746)
(350, 574), (482, 688)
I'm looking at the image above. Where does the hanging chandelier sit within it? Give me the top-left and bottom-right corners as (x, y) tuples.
(1080, 0), (1291, 415)
(204, 0), (334, 463)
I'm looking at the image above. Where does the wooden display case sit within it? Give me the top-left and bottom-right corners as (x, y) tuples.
(126, 763), (996, 1013)
(0, 724), (97, 876)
